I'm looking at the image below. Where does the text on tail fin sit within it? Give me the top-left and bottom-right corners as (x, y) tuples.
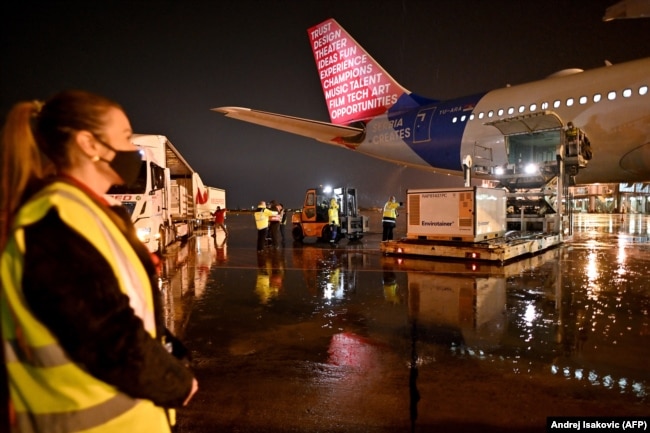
(308, 18), (409, 125)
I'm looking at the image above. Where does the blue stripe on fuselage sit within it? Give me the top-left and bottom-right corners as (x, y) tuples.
(388, 93), (485, 171)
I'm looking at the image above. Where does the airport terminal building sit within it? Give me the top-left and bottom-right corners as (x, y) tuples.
(571, 182), (650, 214)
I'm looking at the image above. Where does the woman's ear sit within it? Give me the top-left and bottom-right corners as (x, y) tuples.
(72, 130), (100, 158)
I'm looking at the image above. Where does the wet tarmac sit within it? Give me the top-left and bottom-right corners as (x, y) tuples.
(160, 211), (650, 433)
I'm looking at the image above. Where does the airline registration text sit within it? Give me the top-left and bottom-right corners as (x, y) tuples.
(439, 106), (463, 115)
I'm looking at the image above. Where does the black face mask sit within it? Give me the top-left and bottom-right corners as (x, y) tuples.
(93, 135), (142, 185)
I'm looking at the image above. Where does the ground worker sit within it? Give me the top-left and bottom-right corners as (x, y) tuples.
(565, 122), (580, 157)
(268, 200), (283, 248)
(254, 201), (277, 252)
(328, 197), (340, 243)
(382, 195), (402, 241)
(0, 90), (197, 433)
(211, 205), (228, 237)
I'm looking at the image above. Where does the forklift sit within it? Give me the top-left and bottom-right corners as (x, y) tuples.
(291, 186), (369, 243)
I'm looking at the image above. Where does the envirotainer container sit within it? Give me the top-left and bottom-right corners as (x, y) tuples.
(406, 187), (506, 242)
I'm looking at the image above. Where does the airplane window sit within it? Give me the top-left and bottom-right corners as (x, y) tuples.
(507, 107), (514, 114)
(518, 105), (525, 113)
(579, 96), (588, 104)
(469, 114), (475, 120)
(566, 98), (574, 107)
(461, 115), (467, 121)
(541, 102), (549, 110)
(478, 112), (484, 119)
(452, 117), (458, 123)
(488, 110), (494, 117)
(530, 103), (537, 111)
(640, 85), (648, 96)
(553, 100), (561, 108)
(498, 108), (504, 116)
(623, 88), (632, 98)
(593, 93), (602, 102)
(608, 91), (616, 100)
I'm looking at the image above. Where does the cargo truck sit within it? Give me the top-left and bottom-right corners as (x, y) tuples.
(195, 185), (226, 226)
(107, 134), (208, 253)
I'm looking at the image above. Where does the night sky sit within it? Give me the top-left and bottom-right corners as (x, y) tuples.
(2, 0), (649, 209)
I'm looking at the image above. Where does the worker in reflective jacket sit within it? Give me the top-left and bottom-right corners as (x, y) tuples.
(328, 197), (340, 243)
(382, 196), (402, 241)
(0, 90), (198, 433)
(254, 201), (277, 252)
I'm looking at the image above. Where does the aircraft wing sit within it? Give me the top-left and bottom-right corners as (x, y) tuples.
(603, 0), (650, 20)
(211, 107), (364, 146)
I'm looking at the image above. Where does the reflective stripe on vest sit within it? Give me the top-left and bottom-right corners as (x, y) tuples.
(1, 181), (169, 433)
(13, 394), (138, 433)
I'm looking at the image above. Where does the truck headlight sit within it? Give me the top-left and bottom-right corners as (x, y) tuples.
(137, 227), (152, 243)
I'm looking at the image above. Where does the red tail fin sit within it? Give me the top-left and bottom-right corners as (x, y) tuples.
(308, 18), (409, 125)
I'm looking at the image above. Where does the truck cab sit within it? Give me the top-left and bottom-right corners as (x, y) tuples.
(106, 134), (196, 253)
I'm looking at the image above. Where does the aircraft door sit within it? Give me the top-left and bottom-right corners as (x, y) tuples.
(486, 111), (564, 173)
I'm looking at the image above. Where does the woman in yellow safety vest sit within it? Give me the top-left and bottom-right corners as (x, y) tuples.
(0, 90), (198, 433)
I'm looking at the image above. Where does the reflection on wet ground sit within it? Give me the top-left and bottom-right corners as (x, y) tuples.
(162, 212), (650, 432)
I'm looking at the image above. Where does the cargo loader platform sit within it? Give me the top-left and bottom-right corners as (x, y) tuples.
(380, 232), (563, 263)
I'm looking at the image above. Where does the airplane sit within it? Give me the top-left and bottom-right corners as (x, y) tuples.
(213, 18), (650, 188)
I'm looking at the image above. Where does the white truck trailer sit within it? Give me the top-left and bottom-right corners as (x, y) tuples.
(194, 185), (226, 226)
(107, 134), (202, 253)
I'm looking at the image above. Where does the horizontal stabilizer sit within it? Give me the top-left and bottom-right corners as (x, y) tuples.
(211, 107), (365, 147)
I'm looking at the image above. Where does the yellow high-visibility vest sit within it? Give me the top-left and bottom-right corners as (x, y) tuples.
(382, 201), (400, 220)
(328, 199), (340, 226)
(254, 208), (276, 230)
(1, 181), (170, 433)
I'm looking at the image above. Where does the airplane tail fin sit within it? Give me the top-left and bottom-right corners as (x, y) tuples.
(308, 18), (424, 126)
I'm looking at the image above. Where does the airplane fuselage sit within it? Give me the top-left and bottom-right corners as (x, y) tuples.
(360, 57), (650, 184)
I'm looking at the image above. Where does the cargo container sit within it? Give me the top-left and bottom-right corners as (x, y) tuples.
(407, 187), (507, 242)
(381, 186), (562, 262)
